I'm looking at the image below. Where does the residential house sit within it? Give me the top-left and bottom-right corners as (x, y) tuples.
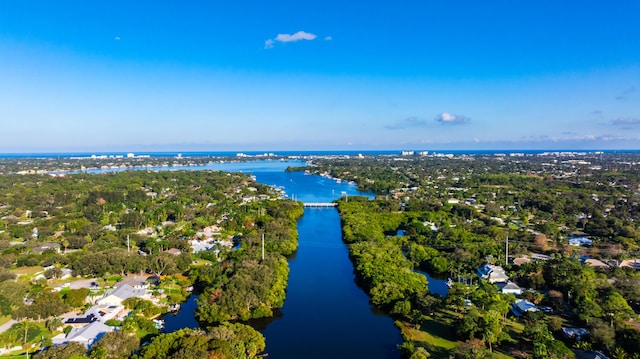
(114, 276), (150, 290)
(32, 243), (61, 254)
(97, 284), (149, 306)
(65, 305), (124, 328)
(496, 281), (522, 295)
(530, 253), (551, 261)
(618, 259), (640, 271)
(562, 327), (589, 341)
(52, 321), (114, 348)
(512, 256), (531, 266)
(581, 257), (610, 269)
(477, 264), (509, 283)
(511, 299), (540, 317)
(569, 236), (593, 246)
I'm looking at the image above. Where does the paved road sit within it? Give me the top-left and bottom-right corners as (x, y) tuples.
(0, 319), (16, 334)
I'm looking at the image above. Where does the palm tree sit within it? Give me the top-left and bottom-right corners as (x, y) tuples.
(612, 348), (629, 359)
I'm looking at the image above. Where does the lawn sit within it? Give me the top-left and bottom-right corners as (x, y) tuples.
(398, 308), (520, 358)
(10, 266), (43, 277)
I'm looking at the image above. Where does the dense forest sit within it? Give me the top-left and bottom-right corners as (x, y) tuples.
(0, 168), (302, 358)
(304, 153), (640, 358)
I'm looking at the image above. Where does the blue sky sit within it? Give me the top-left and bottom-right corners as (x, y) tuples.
(1, 1), (639, 152)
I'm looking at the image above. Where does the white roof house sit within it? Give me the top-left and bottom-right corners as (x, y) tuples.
(114, 276), (150, 290)
(97, 284), (149, 306)
(477, 264), (509, 283)
(496, 281), (522, 295)
(52, 321), (114, 348)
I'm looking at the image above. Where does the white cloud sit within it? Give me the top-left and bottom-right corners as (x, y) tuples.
(114, 36), (121, 41)
(275, 31), (317, 42)
(435, 112), (470, 125)
(264, 31), (318, 49)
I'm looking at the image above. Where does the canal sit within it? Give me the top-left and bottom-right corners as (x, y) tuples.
(162, 160), (401, 358)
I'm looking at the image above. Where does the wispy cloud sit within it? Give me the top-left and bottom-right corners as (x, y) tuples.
(435, 112), (470, 125)
(324, 36), (332, 41)
(265, 31), (317, 49)
(612, 118), (640, 126)
(114, 36), (121, 41)
(615, 86), (635, 101)
(385, 116), (428, 130)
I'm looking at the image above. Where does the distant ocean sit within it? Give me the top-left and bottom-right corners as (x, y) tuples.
(0, 149), (638, 159)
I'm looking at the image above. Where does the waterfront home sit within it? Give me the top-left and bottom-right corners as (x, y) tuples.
(477, 264), (509, 283)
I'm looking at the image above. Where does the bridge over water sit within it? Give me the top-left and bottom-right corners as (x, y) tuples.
(302, 202), (337, 208)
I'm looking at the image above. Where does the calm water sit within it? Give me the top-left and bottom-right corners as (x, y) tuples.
(162, 161), (401, 358)
(261, 208), (400, 359)
(416, 270), (449, 297)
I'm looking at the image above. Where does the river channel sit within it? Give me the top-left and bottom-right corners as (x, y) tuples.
(160, 160), (401, 358)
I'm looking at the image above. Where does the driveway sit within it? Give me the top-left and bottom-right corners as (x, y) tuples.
(0, 319), (16, 334)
